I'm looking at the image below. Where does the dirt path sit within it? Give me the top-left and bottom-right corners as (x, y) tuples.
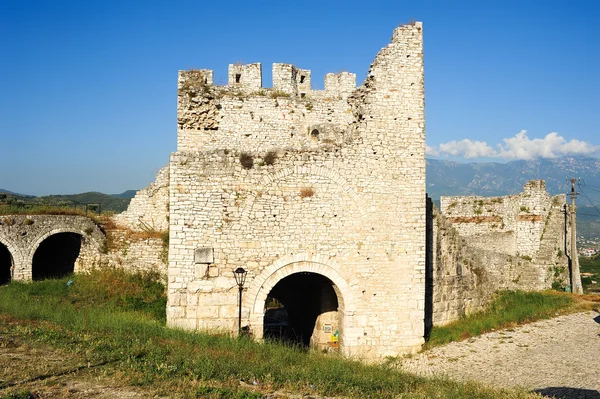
(398, 311), (600, 398)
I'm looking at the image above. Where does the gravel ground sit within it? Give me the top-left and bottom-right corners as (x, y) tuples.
(398, 311), (600, 399)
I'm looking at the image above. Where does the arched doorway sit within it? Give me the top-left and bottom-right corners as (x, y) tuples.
(263, 272), (340, 350)
(0, 242), (12, 285)
(32, 233), (82, 281)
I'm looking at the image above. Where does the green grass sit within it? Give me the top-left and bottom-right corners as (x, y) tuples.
(0, 270), (538, 399)
(426, 290), (577, 348)
(579, 255), (600, 293)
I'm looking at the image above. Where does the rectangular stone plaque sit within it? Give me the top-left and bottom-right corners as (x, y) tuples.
(195, 247), (214, 264)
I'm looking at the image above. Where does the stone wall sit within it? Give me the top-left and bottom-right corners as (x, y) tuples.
(168, 22), (426, 360)
(113, 165), (170, 232)
(441, 181), (560, 258)
(95, 229), (167, 276)
(430, 181), (570, 326)
(0, 214), (105, 280)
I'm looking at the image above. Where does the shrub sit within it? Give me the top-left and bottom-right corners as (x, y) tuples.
(263, 151), (277, 166)
(239, 153), (254, 169)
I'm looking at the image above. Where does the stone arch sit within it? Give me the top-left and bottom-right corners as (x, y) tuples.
(0, 236), (17, 285)
(239, 165), (367, 223)
(246, 253), (357, 351)
(27, 227), (103, 280)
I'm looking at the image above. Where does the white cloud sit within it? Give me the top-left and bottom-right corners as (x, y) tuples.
(429, 131), (600, 160)
(438, 139), (496, 159)
(426, 145), (440, 156)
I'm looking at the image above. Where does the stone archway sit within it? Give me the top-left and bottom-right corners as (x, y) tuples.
(246, 254), (356, 353)
(0, 240), (13, 285)
(263, 272), (340, 350)
(31, 232), (82, 280)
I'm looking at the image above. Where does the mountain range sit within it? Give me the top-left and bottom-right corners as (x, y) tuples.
(426, 156), (600, 200)
(426, 156), (600, 244)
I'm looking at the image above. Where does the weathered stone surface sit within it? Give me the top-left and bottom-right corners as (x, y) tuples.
(430, 181), (571, 327)
(0, 215), (105, 280)
(194, 247), (214, 264)
(114, 165), (170, 232)
(168, 22), (426, 361)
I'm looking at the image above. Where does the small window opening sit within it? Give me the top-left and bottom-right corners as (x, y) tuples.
(311, 129), (320, 139)
(300, 93), (306, 98)
(235, 74), (241, 83)
(300, 75), (306, 83)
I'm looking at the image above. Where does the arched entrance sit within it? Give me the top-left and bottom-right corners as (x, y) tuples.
(0, 241), (12, 285)
(32, 233), (82, 280)
(263, 272), (340, 350)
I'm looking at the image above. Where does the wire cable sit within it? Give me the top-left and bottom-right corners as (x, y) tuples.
(579, 189), (600, 216)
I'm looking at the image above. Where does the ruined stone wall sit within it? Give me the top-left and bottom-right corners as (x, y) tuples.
(431, 181), (570, 325)
(114, 165), (170, 232)
(0, 214), (104, 280)
(441, 181), (556, 258)
(168, 22), (426, 360)
(0, 214), (168, 284)
(93, 229), (167, 276)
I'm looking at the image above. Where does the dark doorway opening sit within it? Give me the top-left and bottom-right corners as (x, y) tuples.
(0, 242), (12, 285)
(264, 272), (339, 349)
(32, 233), (81, 281)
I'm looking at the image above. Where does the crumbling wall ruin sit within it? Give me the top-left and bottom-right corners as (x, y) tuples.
(429, 181), (570, 326)
(113, 165), (170, 232)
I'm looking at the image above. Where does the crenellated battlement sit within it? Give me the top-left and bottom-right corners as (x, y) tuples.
(179, 63), (357, 98)
(177, 21), (424, 154)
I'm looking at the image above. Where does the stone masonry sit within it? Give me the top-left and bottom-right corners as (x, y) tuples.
(113, 165), (170, 232)
(0, 215), (105, 280)
(167, 22), (426, 360)
(429, 181), (570, 326)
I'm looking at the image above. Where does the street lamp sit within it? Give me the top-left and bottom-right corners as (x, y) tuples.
(233, 267), (247, 336)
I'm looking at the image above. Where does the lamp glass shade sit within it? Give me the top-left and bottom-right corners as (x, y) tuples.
(233, 267), (247, 287)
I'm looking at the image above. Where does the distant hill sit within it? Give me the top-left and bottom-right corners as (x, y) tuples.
(111, 190), (137, 199)
(0, 190), (133, 213)
(35, 192), (132, 213)
(0, 189), (34, 198)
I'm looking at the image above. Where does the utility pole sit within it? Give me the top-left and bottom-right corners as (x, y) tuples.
(569, 178), (583, 294)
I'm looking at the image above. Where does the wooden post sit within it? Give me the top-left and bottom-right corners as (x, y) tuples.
(570, 178), (583, 294)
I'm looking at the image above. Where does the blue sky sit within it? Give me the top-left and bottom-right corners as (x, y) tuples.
(1, 0), (598, 196)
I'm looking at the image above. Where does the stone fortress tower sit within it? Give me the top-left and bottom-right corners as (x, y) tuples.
(166, 22), (426, 359)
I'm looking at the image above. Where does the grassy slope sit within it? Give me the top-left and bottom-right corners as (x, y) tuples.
(0, 270), (541, 399)
(425, 290), (596, 349)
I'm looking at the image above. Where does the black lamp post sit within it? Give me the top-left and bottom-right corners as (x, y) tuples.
(233, 267), (247, 336)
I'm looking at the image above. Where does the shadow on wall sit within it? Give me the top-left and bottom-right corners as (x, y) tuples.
(534, 387), (600, 399)
(0, 242), (11, 285)
(32, 233), (81, 281)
